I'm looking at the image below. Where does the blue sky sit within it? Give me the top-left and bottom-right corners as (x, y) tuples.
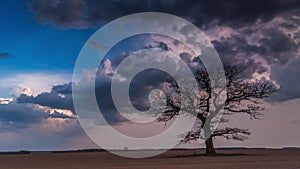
(0, 1), (97, 98)
(0, 0), (300, 151)
(0, 0), (95, 75)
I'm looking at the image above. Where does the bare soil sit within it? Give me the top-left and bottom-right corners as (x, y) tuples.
(0, 149), (300, 169)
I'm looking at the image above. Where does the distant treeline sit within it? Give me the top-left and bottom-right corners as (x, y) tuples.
(0, 150), (30, 155)
(1, 147), (299, 155)
(51, 149), (107, 154)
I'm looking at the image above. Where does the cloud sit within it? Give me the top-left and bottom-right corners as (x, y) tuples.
(127, 69), (173, 111)
(50, 110), (76, 119)
(94, 45), (185, 123)
(0, 106), (89, 151)
(143, 34), (195, 57)
(92, 28), (298, 111)
(269, 58), (300, 101)
(28, 0), (300, 29)
(0, 120), (95, 151)
(0, 98), (13, 104)
(212, 21), (298, 66)
(0, 72), (72, 97)
(0, 52), (9, 59)
(101, 59), (114, 76)
(52, 82), (72, 95)
(91, 10), (298, 103)
(203, 9), (299, 101)
(15, 76), (126, 124)
(0, 74), (85, 149)
(16, 83), (74, 113)
(0, 103), (74, 131)
(0, 103), (45, 129)
(179, 52), (192, 63)
(28, 0), (88, 29)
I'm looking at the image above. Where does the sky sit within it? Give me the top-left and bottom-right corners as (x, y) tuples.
(0, 0), (300, 151)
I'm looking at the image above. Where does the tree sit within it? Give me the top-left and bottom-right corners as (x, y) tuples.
(156, 65), (279, 155)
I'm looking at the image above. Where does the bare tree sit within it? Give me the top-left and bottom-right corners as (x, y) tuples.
(156, 65), (279, 155)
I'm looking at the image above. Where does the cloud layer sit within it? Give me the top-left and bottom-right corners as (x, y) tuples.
(28, 0), (300, 29)
(28, 0), (88, 29)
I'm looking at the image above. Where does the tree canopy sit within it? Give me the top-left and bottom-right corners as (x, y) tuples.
(155, 65), (279, 155)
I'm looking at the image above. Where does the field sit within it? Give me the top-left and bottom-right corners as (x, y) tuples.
(1, 149), (300, 169)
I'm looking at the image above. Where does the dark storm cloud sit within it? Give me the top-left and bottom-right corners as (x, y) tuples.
(17, 83), (74, 112)
(15, 78), (126, 124)
(259, 29), (299, 65)
(0, 103), (44, 129)
(96, 39), (177, 113)
(210, 38), (265, 79)
(155, 41), (170, 51)
(0, 102), (84, 150)
(269, 58), (300, 102)
(0, 52), (9, 59)
(186, 0), (300, 28)
(128, 69), (173, 111)
(28, 0), (300, 29)
(0, 103), (73, 130)
(204, 7), (299, 81)
(216, 9), (299, 101)
(94, 71), (127, 124)
(52, 82), (72, 95)
(179, 52), (192, 63)
(27, 0), (300, 103)
(28, 0), (88, 29)
(144, 41), (170, 51)
(92, 54), (178, 122)
(17, 92), (73, 111)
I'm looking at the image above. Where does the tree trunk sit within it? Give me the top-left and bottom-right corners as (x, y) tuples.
(205, 136), (216, 155)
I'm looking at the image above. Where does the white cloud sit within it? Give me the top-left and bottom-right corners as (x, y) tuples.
(99, 59), (126, 82)
(33, 104), (74, 117)
(102, 59), (114, 75)
(0, 72), (72, 97)
(0, 98), (13, 104)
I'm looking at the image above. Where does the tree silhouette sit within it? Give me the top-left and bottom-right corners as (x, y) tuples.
(156, 65), (279, 155)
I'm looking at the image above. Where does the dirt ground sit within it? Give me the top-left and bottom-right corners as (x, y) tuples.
(0, 149), (300, 169)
